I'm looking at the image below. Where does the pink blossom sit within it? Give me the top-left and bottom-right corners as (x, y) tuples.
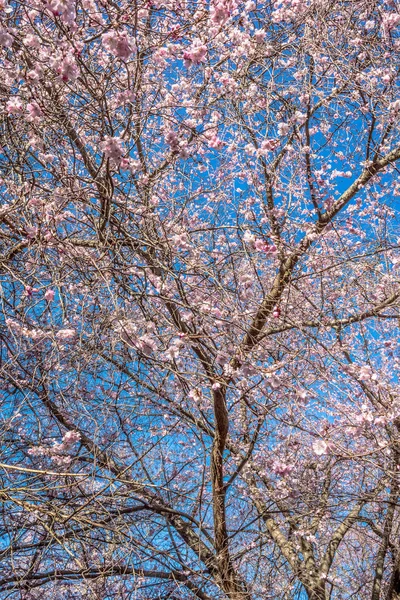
(210, 0), (233, 24)
(261, 139), (278, 152)
(30, 329), (46, 341)
(25, 225), (38, 239)
(28, 196), (43, 207)
(137, 335), (157, 355)
(0, 29), (13, 47)
(266, 374), (281, 389)
(254, 239), (276, 253)
(102, 31), (134, 60)
(358, 365), (377, 382)
(254, 239), (268, 251)
(313, 439), (328, 456)
(382, 13), (400, 33)
(389, 100), (400, 113)
(297, 390), (308, 403)
(277, 122), (290, 136)
(272, 460), (292, 476)
(171, 232), (191, 250)
(208, 135), (223, 149)
(56, 54), (79, 82)
(62, 430), (81, 445)
(52, 455), (72, 465)
(48, 0), (76, 24)
(26, 102), (42, 120)
(44, 289), (55, 302)
(27, 66), (43, 81)
(23, 34), (40, 48)
(6, 98), (23, 115)
(24, 285), (38, 298)
(166, 339), (184, 360)
(6, 320), (46, 341)
(100, 136), (124, 161)
(292, 111), (306, 125)
(243, 230), (256, 244)
(6, 318), (21, 333)
(216, 352), (229, 366)
(245, 0), (256, 11)
(56, 328), (76, 341)
(239, 273), (253, 290)
(6, 319), (34, 339)
(165, 130), (179, 151)
(272, 306), (281, 318)
(28, 446), (48, 457)
(183, 40), (207, 67)
(254, 29), (266, 43)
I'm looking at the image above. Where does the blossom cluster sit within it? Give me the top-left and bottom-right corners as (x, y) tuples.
(28, 431), (81, 466)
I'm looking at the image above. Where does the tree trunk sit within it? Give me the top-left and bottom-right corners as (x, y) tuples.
(386, 560), (400, 600)
(305, 583), (326, 600)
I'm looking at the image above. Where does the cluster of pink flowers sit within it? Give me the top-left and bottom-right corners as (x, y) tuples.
(253, 29), (266, 43)
(100, 136), (124, 161)
(45, 289), (55, 302)
(163, 130), (190, 157)
(389, 99), (400, 113)
(272, 460), (293, 476)
(243, 230), (256, 244)
(6, 318), (46, 341)
(272, 306), (281, 319)
(55, 328), (76, 342)
(0, 28), (13, 47)
(381, 12), (400, 34)
(165, 130), (180, 152)
(6, 98), (23, 115)
(210, 0), (236, 25)
(136, 334), (157, 355)
(257, 138), (279, 157)
(47, 0), (76, 25)
(6, 318), (29, 337)
(354, 406), (374, 426)
(313, 439), (328, 456)
(243, 231), (277, 254)
(115, 320), (157, 355)
(239, 272), (253, 291)
(28, 430), (81, 466)
(54, 53), (79, 82)
(23, 33), (40, 48)
(358, 364), (378, 382)
(24, 285), (38, 298)
(272, 0), (310, 23)
(277, 122), (290, 136)
(62, 430), (81, 445)
(208, 134), (223, 149)
(202, 126), (224, 150)
(102, 31), (134, 60)
(26, 102), (42, 123)
(115, 89), (136, 106)
(331, 169), (353, 179)
(165, 338), (184, 360)
(183, 40), (207, 66)
(171, 231), (191, 250)
(253, 238), (277, 254)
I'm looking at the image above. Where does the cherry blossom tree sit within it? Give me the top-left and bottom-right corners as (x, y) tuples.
(1, 0), (400, 598)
